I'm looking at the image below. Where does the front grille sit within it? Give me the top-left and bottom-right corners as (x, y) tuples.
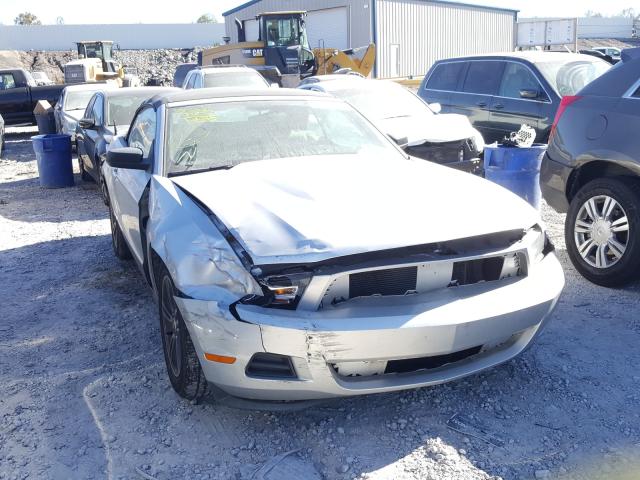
(385, 346), (483, 374)
(450, 257), (505, 286)
(245, 353), (297, 380)
(349, 266), (417, 299)
(64, 65), (86, 83)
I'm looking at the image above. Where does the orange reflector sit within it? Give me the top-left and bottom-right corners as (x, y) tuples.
(204, 353), (236, 364)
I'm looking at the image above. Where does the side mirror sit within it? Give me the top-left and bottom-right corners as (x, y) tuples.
(429, 102), (442, 114)
(106, 147), (147, 170)
(78, 117), (95, 129)
(388, 134), (409, 149)
(520, 89), (539, 100)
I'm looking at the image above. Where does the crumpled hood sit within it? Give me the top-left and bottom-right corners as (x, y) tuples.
(171, 155), (539, 265)
(381, 113), (479, 146)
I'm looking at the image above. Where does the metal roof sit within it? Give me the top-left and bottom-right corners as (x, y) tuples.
(223, 0), (518, 17)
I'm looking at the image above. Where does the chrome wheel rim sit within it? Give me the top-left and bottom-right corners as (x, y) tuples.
(161, 277), (182, 377)
(574, 195), (629, 269)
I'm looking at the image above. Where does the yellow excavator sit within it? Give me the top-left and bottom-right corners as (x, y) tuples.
(63, 41), (141, 87)
(200, 11), (375, 86)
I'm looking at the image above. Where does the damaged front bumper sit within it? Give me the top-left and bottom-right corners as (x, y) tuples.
(176, 251), (564, 401)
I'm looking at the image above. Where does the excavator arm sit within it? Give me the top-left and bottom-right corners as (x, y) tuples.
(312, 43), (376, 77)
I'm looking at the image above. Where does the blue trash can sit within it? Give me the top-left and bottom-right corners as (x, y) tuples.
(31, 134), (74, 188)
(483, 144), (546, 210)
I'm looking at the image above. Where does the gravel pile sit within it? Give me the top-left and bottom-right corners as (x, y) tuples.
(3, 48), (204, 86)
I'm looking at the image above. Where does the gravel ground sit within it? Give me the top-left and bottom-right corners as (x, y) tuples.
(1, 127), (640, 480)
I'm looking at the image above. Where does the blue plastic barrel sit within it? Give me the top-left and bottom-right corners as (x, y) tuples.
(483, 144), (546, 210)
(31, 134), (74, 188)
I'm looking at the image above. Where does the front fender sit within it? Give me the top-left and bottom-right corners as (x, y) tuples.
(146, 176), (261, 308)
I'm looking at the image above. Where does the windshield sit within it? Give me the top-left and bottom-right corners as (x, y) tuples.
(107, 94), (156, 126)
(165, 99), (394, 176)
(264, 17), (301, 47)
(332, 82), (433, 121)
(203, 71), (268, 89)
(65, 91), (100, 111)
(537, 59), (610, 96)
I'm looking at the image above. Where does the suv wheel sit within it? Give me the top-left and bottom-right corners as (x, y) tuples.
(109, 205), (132, 260)
(565, 177), (640, 286)
(158, 269), (208, 401)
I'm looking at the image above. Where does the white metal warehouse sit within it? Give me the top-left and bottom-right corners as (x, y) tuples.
(223, 0), (518, 78)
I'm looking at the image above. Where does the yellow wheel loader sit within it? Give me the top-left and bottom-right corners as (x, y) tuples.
(200, 11), (375, 87)
(63, 41), (141, 87)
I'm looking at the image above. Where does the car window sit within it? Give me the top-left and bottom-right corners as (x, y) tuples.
(0, 73), (16, 90)
(462, 61), (504, 95)
(128, 108), (156, 159)
(67, 90), (100, 111)
(537, 59), (610, 96)
(499, 63), (547, 100)
(107, 93), (162, 126)
(165, 99), (395, 176)
(91, 95), (104, 125)
(203, 71), (268, 88)
(185, 73), (196, 89)
(633, 86), (640, 98)
(426, 62), (465, 91)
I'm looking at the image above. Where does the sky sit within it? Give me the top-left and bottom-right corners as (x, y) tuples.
(0, 0), (636, 25)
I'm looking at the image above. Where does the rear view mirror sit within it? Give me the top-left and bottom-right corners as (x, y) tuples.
(106, 147), (146, 170)
(429, 102), (442, 114)
(520, 89), (539, 100)
(78, 117), (95, 129)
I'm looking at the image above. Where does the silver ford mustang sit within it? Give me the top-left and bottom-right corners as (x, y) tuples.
(103, 88), (564, 402)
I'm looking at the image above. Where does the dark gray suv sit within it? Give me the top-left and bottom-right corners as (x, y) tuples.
(419, 52), (610, 144)
(541, 47), (640, 286)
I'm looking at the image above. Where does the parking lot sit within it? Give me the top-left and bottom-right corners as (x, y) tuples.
(1, 126), (639, 480)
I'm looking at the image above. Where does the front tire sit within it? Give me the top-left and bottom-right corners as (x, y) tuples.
(565, 177), (640, 287)
(109, 205), (132, 260)
(158, 270), (208, 401)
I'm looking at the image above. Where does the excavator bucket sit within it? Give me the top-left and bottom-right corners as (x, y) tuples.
(312, 43), (376, 77)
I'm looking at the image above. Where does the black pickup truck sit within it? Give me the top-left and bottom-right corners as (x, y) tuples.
(0, 68), (66, 126)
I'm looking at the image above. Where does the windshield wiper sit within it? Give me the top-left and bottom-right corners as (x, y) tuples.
(168, 165), (233, 178)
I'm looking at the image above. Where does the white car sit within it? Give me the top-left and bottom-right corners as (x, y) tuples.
(299, 76), (485, 174)
(103, 88), (564, 402)
(182, 65), (271, 90)
(54, 83), (117, 142)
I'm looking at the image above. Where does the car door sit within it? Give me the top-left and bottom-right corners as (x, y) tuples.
(75, 96), (95, 165)
(450, 60), (505, 143)
(419, 61), (466, 112)
(83, 94), (104, 176)
(0, 72), (30, 124)
(489, 61), (550, 143)
(110, 107), (156, 265)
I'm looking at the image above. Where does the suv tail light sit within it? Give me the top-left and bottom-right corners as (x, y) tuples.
(550, 96), (582, 141)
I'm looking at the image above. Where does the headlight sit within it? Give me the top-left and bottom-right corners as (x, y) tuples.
(525, 225), (553, 264)
(471, 129), (485, 153)
(260, 272), (312, 308)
